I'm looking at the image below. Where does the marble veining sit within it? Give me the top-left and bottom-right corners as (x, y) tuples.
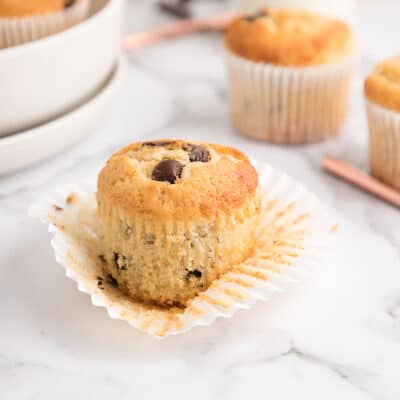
(1, 0), (400, 399)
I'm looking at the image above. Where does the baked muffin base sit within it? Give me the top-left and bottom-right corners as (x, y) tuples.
(30, 160), (335, 337)
(366, 100), (400, 191)
(99, 195), (260, 307)
(0, 0), (90, 48)
(225, 48), (356, 144)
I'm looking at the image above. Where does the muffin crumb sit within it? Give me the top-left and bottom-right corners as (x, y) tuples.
(66, 193), (77, 204)
(330, 224), (339, 233)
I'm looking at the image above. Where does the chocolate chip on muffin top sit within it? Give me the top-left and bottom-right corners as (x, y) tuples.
(141, 140), (211, 162)
(183, 143), (211, 162)
(151, 159), (184, 184)
(114, 140), (223, 186)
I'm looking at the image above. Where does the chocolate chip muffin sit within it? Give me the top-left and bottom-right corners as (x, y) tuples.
(0, 0), (90, 48)
(365, 56), (400, 191)
(97, 139), (260, 307)
(224, 8), (356, 144)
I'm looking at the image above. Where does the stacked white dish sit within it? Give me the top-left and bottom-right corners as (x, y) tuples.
(0, 0), (124, 174)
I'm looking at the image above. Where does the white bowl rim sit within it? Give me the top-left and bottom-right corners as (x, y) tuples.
(0, 0), (121, 57)
(0, 57), (123, 147)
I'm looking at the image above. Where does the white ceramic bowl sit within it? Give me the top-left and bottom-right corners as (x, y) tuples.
(0, 0), (123, 137)
(0, 58), (125, 175)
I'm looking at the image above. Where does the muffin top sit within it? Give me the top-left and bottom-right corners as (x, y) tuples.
(224, 8), (354, 66)
(365, 55), (400, 113)
(97, 139), (259, 219)
(0, 0), (80, 17)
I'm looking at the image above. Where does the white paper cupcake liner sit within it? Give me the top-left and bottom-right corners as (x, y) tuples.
(366, 99), (400, 191)
(29, 160), (336, 338)
(224, 48), (356, 144)
(0, 0), (90, 48)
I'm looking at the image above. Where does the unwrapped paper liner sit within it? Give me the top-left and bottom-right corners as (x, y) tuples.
(29, 160), (336, 338)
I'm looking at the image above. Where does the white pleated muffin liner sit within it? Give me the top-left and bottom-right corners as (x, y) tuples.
(0, 0), (90, 48)
(366, 100), (400, 191)
(225, 48), (356, 144)
(29, 160), (336, 338)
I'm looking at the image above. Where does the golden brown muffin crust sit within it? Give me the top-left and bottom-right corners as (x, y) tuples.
(97, 139), (258, 220)
(224, 8), (355, 66)
(365, 55), (400, 113)
(0, 0), (81, 17)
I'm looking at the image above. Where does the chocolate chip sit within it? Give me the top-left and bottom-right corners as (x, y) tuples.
(245, 9), (268, 22)
(98, 254), (106, 264)
(142, 140), (175, 147)
(186, 269), (202, 280)
(183, 143), (211, 162)
(97, 276), (104, 290)
(53, 205), (63, 211)
(152, 159), (183, 184)
(107, 274), (118, 287)
(64, 0), (76, 9)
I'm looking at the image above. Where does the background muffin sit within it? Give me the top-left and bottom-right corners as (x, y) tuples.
(97, 139), (260, 307)
(0, 0), (90, 48)
(365, 55), (400, 191)
(224, 8), (356, 144)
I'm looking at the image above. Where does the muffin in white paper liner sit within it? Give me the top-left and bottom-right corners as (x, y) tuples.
(29, 161), (336, 338)
(366, 100), (400, 191)
(0, 0), (90, 48)
(225, 48), (356, 144)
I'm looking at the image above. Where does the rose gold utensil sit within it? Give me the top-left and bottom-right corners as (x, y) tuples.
(322, 156), (400, 209)
(122, 10), (238, 51)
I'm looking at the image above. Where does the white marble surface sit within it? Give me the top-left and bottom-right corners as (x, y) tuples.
(1, 1), (400, 399)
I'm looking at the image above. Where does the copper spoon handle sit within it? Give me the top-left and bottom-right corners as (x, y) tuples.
(122, 11), (238, 51)
(322, 156), (400, 209)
